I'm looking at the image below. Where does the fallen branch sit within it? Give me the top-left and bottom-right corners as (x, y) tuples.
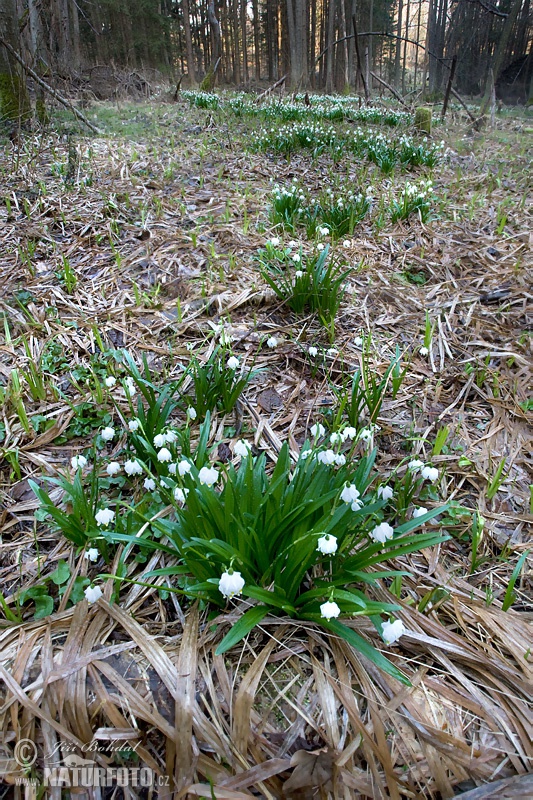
(450, 85), (477, 124)
(0, 37), (101, 135)
(370, 71), (410, 109)
(256, 75), (286, 102)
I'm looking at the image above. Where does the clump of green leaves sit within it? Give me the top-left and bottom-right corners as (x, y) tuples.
(259, 245), (350, 339)
(390, 180), (434, 223)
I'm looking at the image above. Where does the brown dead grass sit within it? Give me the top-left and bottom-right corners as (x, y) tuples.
(0, 95), (531, 798)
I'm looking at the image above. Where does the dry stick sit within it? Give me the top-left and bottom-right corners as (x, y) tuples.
(0, 36), (101, 135)
(256, 75), (286, 102)
(441, 55), (457, 120)
(370, 71), (410, 109)
(450, 85), (477, 123)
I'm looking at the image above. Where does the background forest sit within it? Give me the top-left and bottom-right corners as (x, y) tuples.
(1, 0), (533, 112)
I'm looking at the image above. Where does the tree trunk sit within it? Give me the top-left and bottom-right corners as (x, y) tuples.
(182, 0), (196, 83)
(480, 0), (523, 113)
(394, 0), (403, 88)
(0, 0), (30, 124)
(325, 0), (335, 92)
(207, 0), (221, 71)
(252, 0), (260, 80)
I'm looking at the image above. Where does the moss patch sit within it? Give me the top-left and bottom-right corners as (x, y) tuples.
(0, 72), (30, 123)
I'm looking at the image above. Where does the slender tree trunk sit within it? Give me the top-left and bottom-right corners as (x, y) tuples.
(252, 0), (260, 79)
(70, 0), (81, 71)
(182, 0), (196, 83)
(207, 0), (222, 70)
(394, 0), (403, 87)
(0, 0), (30, 123)
(240, 0), (248, 83)
(402, 0), (410, 92)
(325, 0), (335, 92)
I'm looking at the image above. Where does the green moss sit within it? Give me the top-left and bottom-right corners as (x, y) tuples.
(0, 72), (30, 122)
(36, 96), (49, 125)
(200, 69), (215, 91)
(414, 107), (432, 135)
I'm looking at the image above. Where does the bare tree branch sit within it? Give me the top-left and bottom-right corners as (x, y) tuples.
(0, 36), (101, 134)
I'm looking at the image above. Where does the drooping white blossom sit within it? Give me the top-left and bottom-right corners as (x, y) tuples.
(95, 508), (115, 527)
(412, 506), (428, 518)
(234, 440), (251, 458)
(377, 485), (394, 501)
(124, 459), (143, 476)
(421, 466), (439, 483)
(157, 447), (172, 463)
(382, 618), (406, 645)
(219, 570), (245, 599)
(174, 487), (189, 505)
(178, 459), (192, 477)
(71, 455), (88, 470)
(310, 423), (325, 438)
(317, 534), (338, 555)
(101, 426), (115, 442)
(340, 484), (360, 504)
(84, 585), (103, 604)
(198, 466), (219, 486)
(320, 600), (341, 620)
(370, 522), (394, 544)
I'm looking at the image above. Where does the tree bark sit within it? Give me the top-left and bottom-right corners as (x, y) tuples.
(480, 0), (523, 113)
(182, 0), (196, 83)
(0, 0), (30, 124)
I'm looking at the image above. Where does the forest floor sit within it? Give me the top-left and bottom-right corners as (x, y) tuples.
(0, 91), (531, 799)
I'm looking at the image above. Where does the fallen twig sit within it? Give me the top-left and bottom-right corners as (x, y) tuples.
(0, 37), (101, 135)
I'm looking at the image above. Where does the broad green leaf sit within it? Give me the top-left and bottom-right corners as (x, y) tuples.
(34, 594), (55, 619)
(49, 560), (71, 586)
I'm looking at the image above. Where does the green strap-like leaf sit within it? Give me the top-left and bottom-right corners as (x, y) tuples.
(215, 605), (270, 656)
(306, 616), (411, 685)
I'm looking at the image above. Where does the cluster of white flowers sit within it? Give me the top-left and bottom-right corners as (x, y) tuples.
(408, 460), (439, 483)
(340, 484), (363, 511)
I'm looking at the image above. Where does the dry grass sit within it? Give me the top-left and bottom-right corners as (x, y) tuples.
(0, 93), (531, 798)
